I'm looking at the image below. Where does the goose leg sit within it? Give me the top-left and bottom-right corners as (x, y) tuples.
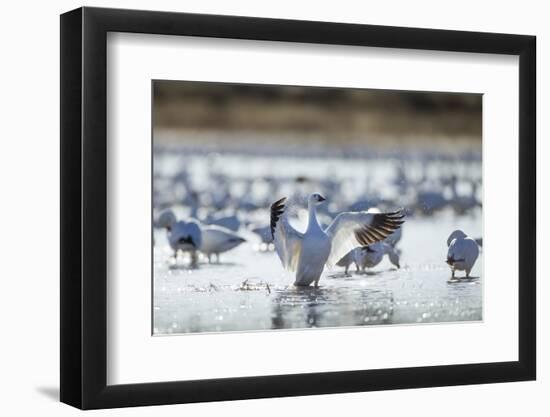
(451, 269), (455, 279)
(190, 251), (198, 268)
(207, 253), (212, 264)
(314, 278), (320, 288)
(216, 253), (220, 263)
(344, 265), (349, 275)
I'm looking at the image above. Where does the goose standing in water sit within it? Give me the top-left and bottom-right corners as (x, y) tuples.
(157, 209), (202, 266)
(271, 193), (405, 287)
(354, 242), (401, 272)
(446, 230), (479, 279)
(250, 224), (274, 251)
(335, 249), (356, 275)
(337, 242), (400, 274)
(200, 225), (246, 263)
(157, 209), (245, 265)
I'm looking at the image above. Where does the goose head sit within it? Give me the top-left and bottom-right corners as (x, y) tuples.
(308, 193), (326, 206)
(157, 209), (177, 231)
(447, 229), (467, 247)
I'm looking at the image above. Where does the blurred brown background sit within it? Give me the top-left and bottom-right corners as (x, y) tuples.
(153, 80), (482, 143)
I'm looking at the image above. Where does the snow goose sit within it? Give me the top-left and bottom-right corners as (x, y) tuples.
(181, 195), (246, 261)
(271, 193), (404, 287)
(446, 230), (479, 278)
(155, 209), (177, 229)
(449, 178), (481, 215)
(205, 213), (241, 232)
(335, 249), (356, 275)
(415, 188), (447, 214)
(200, 225), (246, 263)
(250, 225), (274, 251)
(168, 220), (203, 268)
(353, 242), (401, 272)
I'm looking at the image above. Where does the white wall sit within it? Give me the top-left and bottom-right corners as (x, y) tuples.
(0, 0), (545, 415)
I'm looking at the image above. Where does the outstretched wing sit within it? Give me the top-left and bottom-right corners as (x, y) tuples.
(324, 209), (405, 267)
(270, 197), (304, 272)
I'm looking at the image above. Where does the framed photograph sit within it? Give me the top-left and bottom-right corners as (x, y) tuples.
(60, 6), (536, 409)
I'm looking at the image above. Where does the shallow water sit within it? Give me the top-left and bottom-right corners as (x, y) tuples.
(153, 209), (482, 335)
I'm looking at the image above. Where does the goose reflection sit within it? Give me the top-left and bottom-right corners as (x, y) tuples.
(270, 286), (395, 329)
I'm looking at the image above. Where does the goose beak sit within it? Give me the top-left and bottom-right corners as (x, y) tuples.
(318, 195), (326, 202)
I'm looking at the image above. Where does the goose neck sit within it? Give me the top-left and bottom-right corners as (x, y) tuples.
(307, 202), (321, 231)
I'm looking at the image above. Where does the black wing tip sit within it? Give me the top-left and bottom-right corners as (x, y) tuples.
(270, 197), (287, 238)
(355, 209), (406, 246)
(271, 196), (287, 207)
(386, 208), (406, 217)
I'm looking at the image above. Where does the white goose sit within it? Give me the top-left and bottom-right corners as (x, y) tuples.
(167, 220), (203, 268)
(353, 242), (401, 272)
(336, 243), (400, 274)
(158, 209), (246, 264)
(446, 230), (479, 279)
(200, 225), (246, 263)
(271, 193), (404, 287)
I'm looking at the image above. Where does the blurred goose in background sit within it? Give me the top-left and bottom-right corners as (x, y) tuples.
(168, 220), (203, 268)
(415, 187), (447, 214)
(449, 177), (481, 215)
(204, 212), (241, 232)
(271, 193), (404, 287)
(200, 225), (246, 263)
(335, 249), (356, 275)
(155, 209), (177, 230)
(353, 242), (401, 272)
(187, 191), (242, 231)
(157, 208), (245, 264)
(446, 229), (479, 279)
(250, 225), (274, 251)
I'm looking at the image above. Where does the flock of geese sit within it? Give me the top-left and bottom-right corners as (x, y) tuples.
(154, 152), (482, 221)
(156, 191), (480, 287)
(153, 150), (482, 287)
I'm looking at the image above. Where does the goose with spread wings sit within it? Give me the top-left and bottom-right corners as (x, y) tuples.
(270, 193), (405, 287)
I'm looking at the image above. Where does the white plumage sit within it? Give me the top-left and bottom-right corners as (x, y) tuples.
(200, 225), (246, 263)
(158, 209), (245, 265)
(446, 230), (479, 278)
(271, 193), (404, 287)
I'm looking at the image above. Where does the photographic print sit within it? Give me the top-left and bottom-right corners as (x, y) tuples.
(152, 80), (482, 335)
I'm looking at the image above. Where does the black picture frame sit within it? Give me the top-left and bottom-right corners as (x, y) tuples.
(60, 6), (536, 410)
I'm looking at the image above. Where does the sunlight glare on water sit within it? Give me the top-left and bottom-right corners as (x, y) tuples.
(153, 147), (482, 335)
